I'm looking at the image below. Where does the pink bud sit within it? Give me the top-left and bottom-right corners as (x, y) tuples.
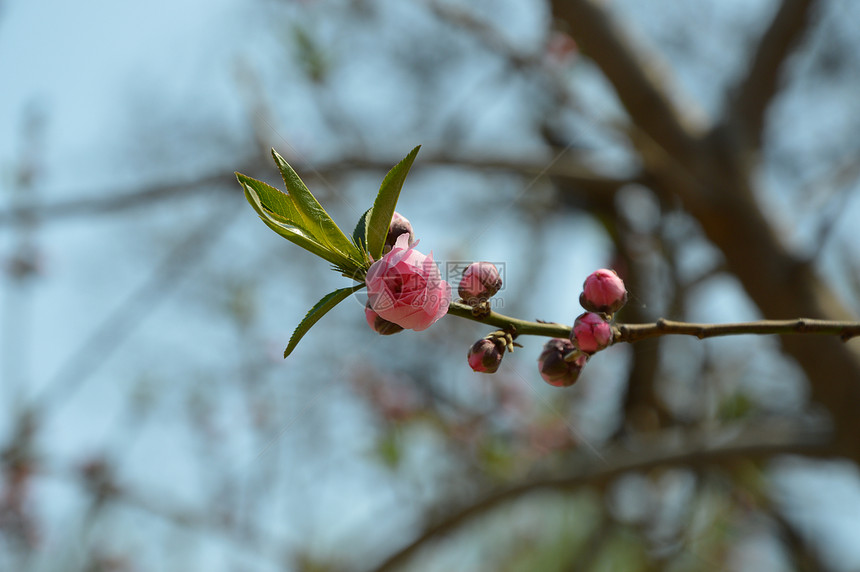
(580, 269), (628, 314)
(384, 212), (415, 252)
(365, 304), (404, 336)
(572, 312), (613, 354)
(537, 338), (587, 387)
(458, 262), (502, 305)
(467, 338), (504, 373)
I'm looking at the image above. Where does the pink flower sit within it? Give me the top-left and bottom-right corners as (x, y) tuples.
(366, 233), (451, 331)
(458, 262), (502, 305)
(580, 269), (628, 314)
(467, 338), (504, 373)
(572, 312), (613, 354)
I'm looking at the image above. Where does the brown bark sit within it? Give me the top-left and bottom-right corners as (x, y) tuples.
(551, 0), (860, 460)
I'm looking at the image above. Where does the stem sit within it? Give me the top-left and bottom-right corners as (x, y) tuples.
(446, 302), (570, 338)
(617, 318), (860, 343)
(446, 302), (860, 342)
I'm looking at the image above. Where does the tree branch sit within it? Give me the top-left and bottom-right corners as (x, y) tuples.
(728, 0), (820, 150)
(0, 168), (252, 226)
(617, 318), (860, 343)
(447, 302), (860, 343)
(0, 156), (630, 226)
(549, 0), (702, 163)
(369, 420), (830, 572)
(446, 302), (571, 338)
(548, 0), (860, 464)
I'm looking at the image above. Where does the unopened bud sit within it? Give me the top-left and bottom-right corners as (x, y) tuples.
(365, 304), (404, 336)
(458, 262), (502, 305)
(467, 338), (504, 373)
(384, 212), (415, 252)
(580, 269), (628, 314)
(538, 338), (587, 387)
(571, 312), (613, 354)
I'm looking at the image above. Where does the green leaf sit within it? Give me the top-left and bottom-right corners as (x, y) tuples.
(270, 149), (363, 264)
(237, 171), (303, 224)
(238, 173), (360, 273)
(284, 283), (366, 358)
(365, 145), (421, 260)
(351, 207), (372, 259)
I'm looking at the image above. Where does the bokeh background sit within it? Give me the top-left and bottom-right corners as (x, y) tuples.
(3, 0), (860, 570)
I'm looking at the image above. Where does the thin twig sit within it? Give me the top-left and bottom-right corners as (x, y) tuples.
(616, 318), (860, 343)
(446, 302), (570, 338)
(447, 302), (860, 342)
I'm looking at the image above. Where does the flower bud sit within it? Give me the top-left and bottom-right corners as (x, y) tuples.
(572, 312), (613, 354)
(580, 269), (628, 314)
(365, 304), (404, 336)
(384, 212), (415, 252)
(537, 338), (587, 387)
(467, 338), (504, 374)
(458, 262), (502, 305)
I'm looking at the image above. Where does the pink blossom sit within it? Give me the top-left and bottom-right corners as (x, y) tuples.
(458, 262), (502, 305)
(366, 233), (451, 331)
(580, 269), (628, 314)
(572, 312), (613, 354)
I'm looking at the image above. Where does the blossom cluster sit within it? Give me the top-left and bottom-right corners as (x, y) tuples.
(538, 269), (627, 386)
(465, 268), (627, 388)
(362, 212), (627, 388)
